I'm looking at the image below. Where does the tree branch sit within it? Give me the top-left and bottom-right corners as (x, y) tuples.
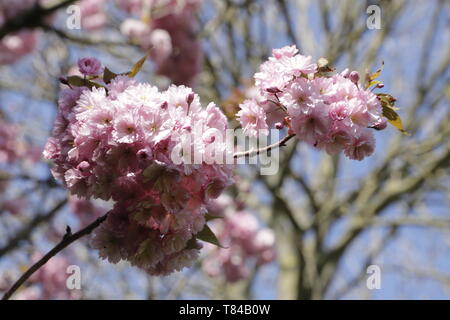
(0, 199), (67, 258)
(1, 213), (108, 300)
(0, 0), (77, 40)
(233, 133), (296, 158)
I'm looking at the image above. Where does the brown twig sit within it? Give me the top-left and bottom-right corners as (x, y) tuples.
(233, 133), (296, 158)
(1, 213), (108, 300)
(0, 199), (67, 258)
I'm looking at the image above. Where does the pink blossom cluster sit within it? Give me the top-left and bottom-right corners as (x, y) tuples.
(14, 255), (80, 300)
(237, 45), (387, 160)
(119, 0), (203, 86)
(0, 0), (38, 65)
(202, 195), (276, 283)
(44, 64), (233, 275)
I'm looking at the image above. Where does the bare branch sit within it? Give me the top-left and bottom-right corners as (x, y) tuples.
(2, 213), (108, 300)
(233, 134), (296, 158)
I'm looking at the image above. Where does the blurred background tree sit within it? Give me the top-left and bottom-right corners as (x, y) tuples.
(0, 0), (449, 299)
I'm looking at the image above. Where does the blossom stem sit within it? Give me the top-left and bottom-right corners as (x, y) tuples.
(233, 133), (296, 158)
(1, 213), (108, 300)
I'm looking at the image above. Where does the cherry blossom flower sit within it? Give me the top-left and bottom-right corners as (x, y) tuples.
(44, 66), (234, 275)
(77, 57), (103, 76)
(238, 45), (387, 161)
(236, 99), (269, 137)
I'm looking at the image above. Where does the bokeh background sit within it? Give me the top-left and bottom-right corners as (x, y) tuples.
(0, 0), (449, 299)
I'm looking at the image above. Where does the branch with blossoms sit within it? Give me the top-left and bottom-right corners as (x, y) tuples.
(235, 46), (407, 161)
(2, 39), (408, 298)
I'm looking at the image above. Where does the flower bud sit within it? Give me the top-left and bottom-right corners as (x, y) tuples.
(160, 101), (168, 109)
(349, 71), (360, 84)
(78, 57), (102, 76)
(186, 92), (195, 106)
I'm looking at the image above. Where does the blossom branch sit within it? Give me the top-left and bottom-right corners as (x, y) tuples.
(1, 213), (108, 300)
(233, 133), (296, 158)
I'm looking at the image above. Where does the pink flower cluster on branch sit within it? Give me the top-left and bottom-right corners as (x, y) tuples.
(120, 0), (203, 86)
(237, 45), (391, 161)
(202, 195), (276, 283)
(44, 58), (233, 275)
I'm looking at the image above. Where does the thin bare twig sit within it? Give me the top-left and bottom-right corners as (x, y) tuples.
(0, 199), (67, 258)
(233, 133), (296, 158)
(2, 213), (108, 300)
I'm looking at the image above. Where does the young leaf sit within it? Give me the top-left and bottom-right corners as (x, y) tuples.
(196, 224), (226, 248)
(367, 80), (381, 88)
(369, 61), (385, 81)
(377, 93), (409, 135)
(184, 237), (200, 250)
(67, 75), (105, 90)
(103, 67), (119, 84)
(127, 54), (148, 78)
(382, 106), (408, 135)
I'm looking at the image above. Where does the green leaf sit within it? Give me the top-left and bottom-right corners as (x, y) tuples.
(378, 93), (410, 136)
(367, 80), (381, 88)
(382, 106), (409, 135)
(184, 237), (200, 250)
(103, 67), (119, 84)
(196, 224), (226, 248)
(127, 54), (148, 78)
(377, 93), (398, 107)
(369, 61), (384, 81)
(67, 75), (105, 90)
